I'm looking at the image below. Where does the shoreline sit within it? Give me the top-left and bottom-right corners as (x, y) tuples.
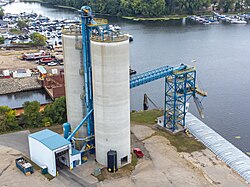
(15, 0), (250, 22)
(122, 15), (187, 21)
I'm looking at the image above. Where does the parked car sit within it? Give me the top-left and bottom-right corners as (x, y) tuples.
(133, 148), (144, 158)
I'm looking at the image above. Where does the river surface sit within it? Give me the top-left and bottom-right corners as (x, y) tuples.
(0, 89), (52, 108)
(2, 2), (250, 153)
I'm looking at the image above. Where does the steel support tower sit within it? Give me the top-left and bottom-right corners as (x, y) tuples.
(164, 67), (196, 131)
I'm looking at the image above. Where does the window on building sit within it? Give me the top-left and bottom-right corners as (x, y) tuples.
(121, 156), (128, 165)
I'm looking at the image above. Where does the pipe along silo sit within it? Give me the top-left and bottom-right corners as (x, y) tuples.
(62, 30), (87, 139)
(91, 36), (131, 167)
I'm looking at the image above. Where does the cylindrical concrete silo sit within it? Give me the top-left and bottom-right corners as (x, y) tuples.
(62, 31), (87, 138)
(91, 36), (130, 167)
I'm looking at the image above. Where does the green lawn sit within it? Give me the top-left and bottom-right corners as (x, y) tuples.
(131, 109), (205, 153)
(130, 109), (163, 125)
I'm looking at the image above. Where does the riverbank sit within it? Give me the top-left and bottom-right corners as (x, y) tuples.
(122, 15), (187, 21)
(0, 77), (42, 95)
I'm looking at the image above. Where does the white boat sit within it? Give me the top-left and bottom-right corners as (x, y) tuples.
(113, 24), (121, 30)
(230, 19), (247, 24)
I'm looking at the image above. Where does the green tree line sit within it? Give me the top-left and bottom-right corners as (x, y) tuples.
(0, 96), (67, 133)
(42, 0), (250, 16)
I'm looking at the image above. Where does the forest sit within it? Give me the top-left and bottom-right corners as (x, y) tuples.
(42, 0), (250, 16)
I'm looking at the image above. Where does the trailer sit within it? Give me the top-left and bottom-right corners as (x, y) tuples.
(15, 157), (34, 176)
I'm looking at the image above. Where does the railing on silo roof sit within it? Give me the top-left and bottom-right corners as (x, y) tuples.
(91, 31), (129, 43)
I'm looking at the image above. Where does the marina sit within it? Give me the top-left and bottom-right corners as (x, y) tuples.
(187, 12), (250, 25)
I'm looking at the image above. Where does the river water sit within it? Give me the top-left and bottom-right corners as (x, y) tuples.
(0, 89), (52, 108)
(2, 2), (250, 153)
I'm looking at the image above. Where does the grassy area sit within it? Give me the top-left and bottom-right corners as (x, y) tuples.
(155, 129), (205, 153)
(131, 109), (205, 153)
(96, 153), (138, 181)
(9, 28), (23, 35)
(130, 109), (163, 125)
(122, 15), (187, 21)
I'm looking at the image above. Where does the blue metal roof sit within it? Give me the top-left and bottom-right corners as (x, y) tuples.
(71, 148), (80, 156)
(29, 129), (70, 151)
(37, 65), (47, 74)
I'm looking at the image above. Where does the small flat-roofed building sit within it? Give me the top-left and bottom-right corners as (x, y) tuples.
(28, 129), (81, 176)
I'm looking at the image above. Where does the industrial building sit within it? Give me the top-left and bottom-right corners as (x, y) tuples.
(28, 129), (81, 176)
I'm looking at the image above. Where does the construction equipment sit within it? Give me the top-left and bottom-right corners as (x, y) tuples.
(143, 93), (159, 110)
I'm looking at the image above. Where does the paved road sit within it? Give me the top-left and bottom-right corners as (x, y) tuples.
(0, 130), (30, 156)
(58, 169), (98, 187)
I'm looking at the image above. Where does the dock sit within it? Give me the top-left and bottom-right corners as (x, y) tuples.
(186, 113), (250, 183)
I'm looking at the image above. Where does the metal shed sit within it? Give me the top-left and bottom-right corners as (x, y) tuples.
(28, 129), (81, 176)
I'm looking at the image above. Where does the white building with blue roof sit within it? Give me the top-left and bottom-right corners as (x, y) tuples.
(28, 129), (82, 176)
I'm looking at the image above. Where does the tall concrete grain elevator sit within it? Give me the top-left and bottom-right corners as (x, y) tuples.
(91, 38), (131, 167)
(62, 32), (87, 138)
(62, 6), (131, 169)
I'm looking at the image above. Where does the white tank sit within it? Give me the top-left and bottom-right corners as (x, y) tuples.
(91, 37), (130, 167)
(62, 32), (87, 137)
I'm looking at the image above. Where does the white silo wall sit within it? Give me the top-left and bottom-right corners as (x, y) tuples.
(91, 39), (131, 167)
(62, 34), (87, 137)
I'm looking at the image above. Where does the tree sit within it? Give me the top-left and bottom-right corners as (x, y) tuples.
(0, 106), (19, 132)
(0, 7), (4, 20)
(17, 20), (28, 30)
(30, 32), (46, 46)
(21, 101), (42, 128)
(43, 96), (67, 124)
(0, 36), (4, 44)
(218, 0), (236, 12)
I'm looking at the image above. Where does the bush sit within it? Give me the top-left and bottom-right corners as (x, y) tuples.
(30, 32), (46, 46)
(43, 96), (67, 124)
(0, 106), (20, 132)
(20, 101), (42, 128)
(9, 28), (23, 35)
(17, 20), (28, 30)
(0, 36), (4, 44)
(0, 8), (4, 20)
